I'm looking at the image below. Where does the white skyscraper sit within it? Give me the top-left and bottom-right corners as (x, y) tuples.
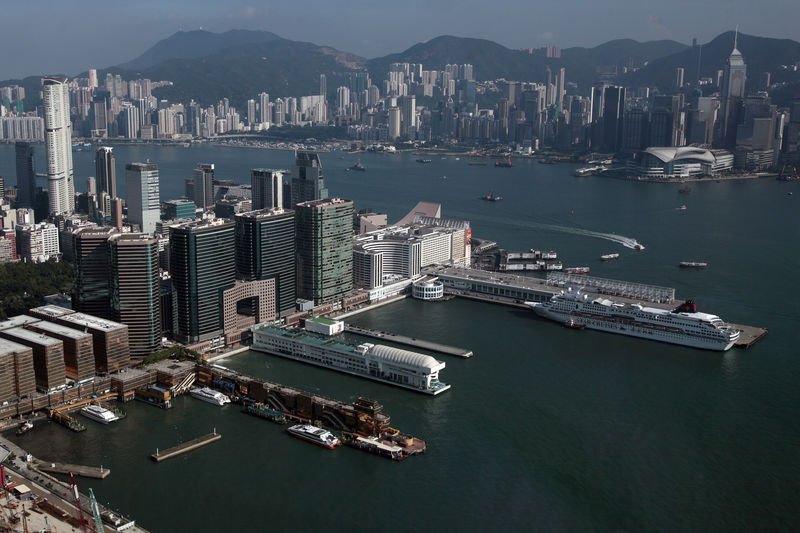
(251, 169), (284, 210)
(42, 76), (75, 215)
(126, 162), (160, 234)
(259, 92), (270, 125)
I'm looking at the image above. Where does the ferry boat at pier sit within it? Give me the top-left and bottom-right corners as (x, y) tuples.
(80, 405), (120, 424)
(286, 424), (341, 449)
(526, 291), (739, 351)
(190, 387), (231, 406)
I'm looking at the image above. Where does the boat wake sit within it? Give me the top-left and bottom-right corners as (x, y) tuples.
(526, 222), (645, 250)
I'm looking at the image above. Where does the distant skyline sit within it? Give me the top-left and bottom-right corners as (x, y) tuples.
(4, 0), (800, 79)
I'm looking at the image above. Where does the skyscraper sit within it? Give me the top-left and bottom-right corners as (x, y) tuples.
(720, 32), (747, 148)
(295, 198), (353, 305)
(169, 218), (236, 344)
(319, 74), (327, 98)
(674, 67), (685, 89)
(291, 152), (328, 206)
(125, 162), (160, 234)
(602, 86), (625, 153)
(259, 92), (270, 124)
(95, 146), (116, 198)
(42, 77), (75, 215)
(14, 142), (36, 208)
(193, 163), (215, 209)
(72, 227), (117, 317)
(251, 169), (284, 210)
(235, 208), (296, 316)
(109, 233), (161, 357)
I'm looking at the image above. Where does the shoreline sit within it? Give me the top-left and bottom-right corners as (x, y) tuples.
(602, 172), (777, 183)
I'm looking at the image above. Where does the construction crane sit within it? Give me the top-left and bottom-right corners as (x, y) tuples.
(69, 472), (90, 533)
(88, 489), (105, 533)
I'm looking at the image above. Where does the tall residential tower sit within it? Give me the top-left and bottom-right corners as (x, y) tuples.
(42, 77), (75, 215)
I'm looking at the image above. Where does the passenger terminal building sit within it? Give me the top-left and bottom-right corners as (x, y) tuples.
(627, 147), (734, 179)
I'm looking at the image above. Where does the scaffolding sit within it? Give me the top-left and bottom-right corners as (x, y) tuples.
(546, 272), (675, 303)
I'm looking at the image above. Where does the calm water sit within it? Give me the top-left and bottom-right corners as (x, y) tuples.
(1, 144), (799, 532)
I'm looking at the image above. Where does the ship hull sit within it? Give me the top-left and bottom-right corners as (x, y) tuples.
(530, 305), (737, 351)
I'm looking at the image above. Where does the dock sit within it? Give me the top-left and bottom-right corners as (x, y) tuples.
(344, 325), (473, 358)
(38, 461), (110, 479)
(151, 432), (222, 462)
(730, 323), (769, 348)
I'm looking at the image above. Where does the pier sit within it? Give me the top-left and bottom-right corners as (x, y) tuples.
(730, 323), (769, 348)
(344, 325), (473, 358)
(38, 461), (110, 479)
(151, 432), (222, 462)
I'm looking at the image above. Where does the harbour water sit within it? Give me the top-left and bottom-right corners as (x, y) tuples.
(1, 144), (798, 531)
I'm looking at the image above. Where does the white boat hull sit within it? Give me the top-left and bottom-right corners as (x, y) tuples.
(529, 304), (737, 351)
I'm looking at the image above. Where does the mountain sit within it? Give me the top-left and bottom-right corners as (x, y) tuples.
(624, 31), (800, 89)
(367, 35), (689, 92)
(118, 29), (282, 71)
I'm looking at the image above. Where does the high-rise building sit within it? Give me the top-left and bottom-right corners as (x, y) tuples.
(169, 218), (236, 344)
(109, 233), (161, 358)
(674, 67), (685, 89)
(86, 177), (97, 196)
(602, 86), (625, 153)
(400, 95), (416, 135)
(388, 107), (401, 140)
(291, 152), (328, 206)
(42, 77), (75, 215)
(88, 69), (98, 89)
(650, 95), (683, 147)
(193, 163), (215, 210)
(164, 199), (196, 220)
(14, 142), (36, 208)
(295, 198), (353, 305)
(259, 92), (270, 124)
(95, 146), (116, 198)
(125, 162), (160, 234)
(319, 74), (327, 98)
(251, 169), (284, 210)
(72, 227), (117, 317)
(720, 32), (747, 148)
(235, 208), (296, 316)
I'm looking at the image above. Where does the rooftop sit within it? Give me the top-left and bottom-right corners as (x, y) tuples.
(0, 315), (40, 331)
(28, 320), (92, 340)
(29, 305), (75, 319)
(0, 338), (31, 356)
(1, 327), (62, 347)
(60, 312), (127, 332)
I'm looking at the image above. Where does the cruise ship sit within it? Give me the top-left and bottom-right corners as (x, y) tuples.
(526, 290), (740, 351)
(251, 325), (450, 395)
(286, 424), (341, 449)
(190, 387), (231, 406)
(80, 405), (120, 424)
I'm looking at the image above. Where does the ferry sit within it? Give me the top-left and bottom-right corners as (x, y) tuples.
(16, 421), (33, 435)
(190, 387), (231, 406)
(286, 424), (341, 449)
(600, 253), (620, 261)
(416, 158), (432, 164)
(679, 262), (708, 269)
(526, 291), (739, 351)
(80, 405), (120, 424)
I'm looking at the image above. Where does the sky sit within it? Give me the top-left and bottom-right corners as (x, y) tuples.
(3, 0), (799, 79)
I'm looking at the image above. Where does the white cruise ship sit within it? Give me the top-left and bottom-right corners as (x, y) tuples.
(80, 405), (120, 424)
(526, 290), (740, 351)
(190, 387), (231, 406)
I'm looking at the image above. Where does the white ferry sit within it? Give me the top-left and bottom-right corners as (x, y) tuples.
(190, 387), (231, 406)
(80, 405), (120, 424)
(526, 291), (739, 351)
(286, 424), (341, 449)
(600, 253), (620, 261)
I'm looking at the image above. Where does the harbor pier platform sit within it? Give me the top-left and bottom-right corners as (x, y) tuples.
(344, 325), (473, 358)
(38, 461), (110, 479)
(151, 432), (222, 462)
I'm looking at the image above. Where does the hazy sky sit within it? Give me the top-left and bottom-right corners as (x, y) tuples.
(4, 0), (799, 79)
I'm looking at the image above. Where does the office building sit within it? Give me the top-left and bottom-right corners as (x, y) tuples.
(674, 67), (685, 89)
(720, 33), (747, 148)
(0, 339), (36, 401)
(602, 86), (625, 153)
(15, 223), (59, 263)
(169, 218), (236, 344)
(126, 162), (160, 234)
(72, 227), (117, 317)
(42, 77), (75, 215)
(110, 233), (161, 358)
(164, 199), (196, 220)
(95, 147), (116, 198)
(295, 198), (353, 305)
(235, 208), (296, 316)
(193, 163), (215, 209)
(650, 95), (683, 147)
(15, 142), (36, 207)
(291, 152), (328, 206)
(251, 169), (284, 210)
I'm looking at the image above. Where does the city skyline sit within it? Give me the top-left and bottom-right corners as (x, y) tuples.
(3, 0), (799, 79)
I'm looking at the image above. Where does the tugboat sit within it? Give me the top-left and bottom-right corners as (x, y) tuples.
(495, 156), (513, 168)
(349, 161), (366, 171)
(16, 421), (33, 435)
(481, 190), (503, 202)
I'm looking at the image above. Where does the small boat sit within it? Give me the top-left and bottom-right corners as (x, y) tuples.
(562, 319), (585, 330)
(600, 253), (620, 261)
(481, 190), (503, 202)
(679, 262), (708, 268)
(349, 161), (366, 171)
(16, 421), (33, 435)
(677, 205), (687, 210)
(81, 405), (120, 424)
(633, 243), (645, 251)
(564, 267), (590, 274)
(495, 156), (513, 168)
(455, 157), (460, 161)
(286, 424), (341, 449)
(678, 185), (691, 194)
(416, 159), (432, 164)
